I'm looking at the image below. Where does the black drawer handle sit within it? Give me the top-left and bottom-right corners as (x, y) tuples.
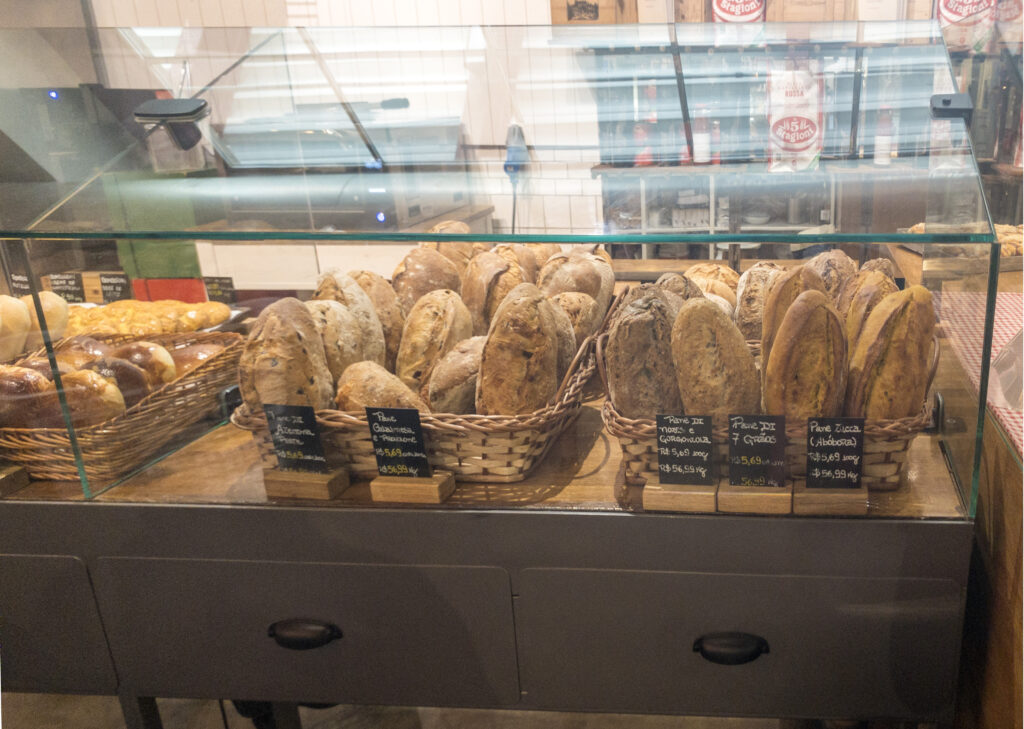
(267, 619), (342, 650)
(693, 632), (769, 665)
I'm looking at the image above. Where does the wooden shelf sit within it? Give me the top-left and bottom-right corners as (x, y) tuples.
(9, 398), (966, 520)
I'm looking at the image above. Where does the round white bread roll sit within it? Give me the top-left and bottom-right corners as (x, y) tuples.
(21, 292), (69, 351)
(0, 295), (31, 361)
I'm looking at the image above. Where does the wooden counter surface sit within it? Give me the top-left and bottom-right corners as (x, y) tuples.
(11, 399), (965, 520)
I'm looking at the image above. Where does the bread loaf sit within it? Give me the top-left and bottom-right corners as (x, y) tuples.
(860, 257), (897, 279)
(705, 293), (735, 317)
(349, 270), (405, 372)
(763, 290), (846, 419)
(613, 284), (682, 326)
(760, 265), (827, 383)
(493, 244), (538, 283)
(168, 342), (228, 376)
(396, 289), (472, 393)
(549, 292), (601, 343)
(0, 365), (58, 428)
(423, 336), (485, 414)
(549, 299), (577, 381)
(420, 220), (488, 275)
(843, 271), (900, 349)
(685, 263), (740, 291)
(238, 298), (335, 412)
(461, 251), (524, 335)
(845, 286), (935, 419)
(655, 273), (705, 301)
(687, 275), (737, 310)
(54, 335), (110, 370)
(734, 262), (785, 340)
(81, 357), (151, 408)
(805, 249), (857, 305)
(110, 341), (176, 387)
(21, 292), (68, 351)
(49, 369), (126, 427)
(311, 271), (385, 367)
(304, 300), (364, 383)
(836, 269), (895, 316)
(570, 244), (612, 265)
(0, 295), (30, 361)
(671, 299), (760, 420)
(476, 283), (560, 415)
(335, 360), (429, 412)
(15, 357), (72, 381)
(524, 243), (563, 271)
(538, 252), (614, 319)
(392, 248), (462, 314)
(605, 294), (683, 420)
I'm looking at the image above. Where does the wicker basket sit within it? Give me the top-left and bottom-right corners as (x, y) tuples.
(0, 332), (243, 482)
(233, 336), (596, 483)
(598, 328), (936, 491)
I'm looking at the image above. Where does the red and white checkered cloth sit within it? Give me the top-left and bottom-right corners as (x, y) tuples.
(939, 291), (1023, 457)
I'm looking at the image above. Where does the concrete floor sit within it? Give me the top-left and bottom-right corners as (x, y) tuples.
(0, 694), (794, 729)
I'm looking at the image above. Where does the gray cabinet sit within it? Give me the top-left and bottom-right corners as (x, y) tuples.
(516, 568), (964, 721)
(93, 558), (519, 707)
(0, 554), (117, 694)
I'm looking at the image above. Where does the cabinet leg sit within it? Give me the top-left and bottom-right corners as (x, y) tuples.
(270, 702), (303, 729)
(118, 694), (162, 729)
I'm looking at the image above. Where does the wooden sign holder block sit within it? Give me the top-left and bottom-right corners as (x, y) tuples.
(793, 481), (869, 516)
(717, 478), (793, 515)
(263, 467), (350, 501)
(642, 478), (717, 513)
(370, 471), (456, 504)
(0, 462), (29, 497)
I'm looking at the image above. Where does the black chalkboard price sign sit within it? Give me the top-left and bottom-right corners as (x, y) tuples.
(203, 276), (237, 304)
(366, 408), (432, 478)
(100, 273), (131, 302)
(8, 273), (31, 296)
(728, 415), (786, 488)
(48, 273), (85, 303)
(806, 417), (864, 489)
(263, 404), (329, 473)
(656, 414), (715, 485)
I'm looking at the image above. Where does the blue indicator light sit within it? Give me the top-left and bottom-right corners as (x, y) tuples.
(376, 211), (386, 223)
(47, 90), (59, 100)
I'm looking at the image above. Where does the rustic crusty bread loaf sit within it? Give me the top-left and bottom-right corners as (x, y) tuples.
(836, 269), (894, 316)
(760, 265), (827, 385)
(845, 286), (935, 419)
(476, 283), (560, 415)
(461, 250), (525, 335)
(303, 300), (364, 384)
(493, 244), (538, 284)
(805, 249), (858, 305)
(605, 293), (683, 420)
(0, 295), (30, 361)
(549, 298), (577, 381)
(671, 298), (760, 420)
(396, 289), (472, 393)
(423, 336), (485, 414)
(734, 262), (785, 340)
(613, 284), (683, 326)
(687, 276), (737, 310)
(549, 292), (601, 344)
(685, 262), (740, 291)
(335, 360), (430, 412)
(524, 243), (563, 271)
(0, 365), (58, 428)
(238, 298), (335, 412)
(655, 273), (705, 301)
(48, 369), (127, 427)
(763, 290), (847, 419)
(538, 252), (615, 319)
(705, 293), (734, 317)
(312, 271), (385, 367)
(419, 220), (488, 275)
(860, 257), (897, 279)
(392, 248), (462, 315)
(569, 244), (612, 265)
(843, 271), (900, 349)
(348, 270), (405, 372)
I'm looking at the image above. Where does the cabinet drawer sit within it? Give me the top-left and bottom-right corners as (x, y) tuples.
(517, 569), (962, 721)
(0, 555), (117, 693)
(94, 558), (518, 706)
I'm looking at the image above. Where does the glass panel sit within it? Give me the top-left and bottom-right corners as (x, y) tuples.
(0, 22), (994, 242)
(0, 22), (998, 520)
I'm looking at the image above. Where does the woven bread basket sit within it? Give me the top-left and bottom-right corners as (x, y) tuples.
(0, 331), (243, 482)
(232, 335), (596, 483)
(598, 316), (937, 491)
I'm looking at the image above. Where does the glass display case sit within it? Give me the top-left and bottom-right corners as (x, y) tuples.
(0, 21), (999, 523)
